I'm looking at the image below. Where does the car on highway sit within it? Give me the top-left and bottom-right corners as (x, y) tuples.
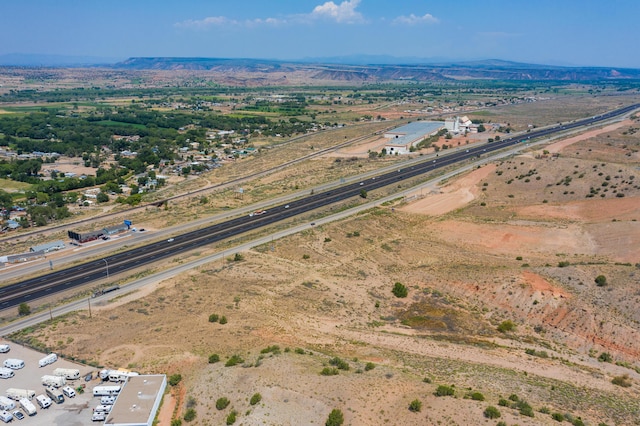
(284, 205), (290, 209)
(167, 238), (174, 243)
(310, 222), (316, 226)
(359, 182), (364, 185)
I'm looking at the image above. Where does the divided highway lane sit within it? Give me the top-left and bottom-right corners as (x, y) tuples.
(1, 103), (638, 310)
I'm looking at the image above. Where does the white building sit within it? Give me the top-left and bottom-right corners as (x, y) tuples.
(383, 121), (445, 155)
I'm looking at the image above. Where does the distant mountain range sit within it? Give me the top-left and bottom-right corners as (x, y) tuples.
(112, 57), (640, 82)
(1, 54), (640, 82)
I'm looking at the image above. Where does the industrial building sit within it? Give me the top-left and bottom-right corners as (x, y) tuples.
(104, 374), (166, 426)
(29, 240), (65, 253)
(384, 121), (445, 154)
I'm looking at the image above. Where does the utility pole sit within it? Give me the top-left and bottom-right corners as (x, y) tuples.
(103, 259), (109, 279)
(88, 297), (92, 318)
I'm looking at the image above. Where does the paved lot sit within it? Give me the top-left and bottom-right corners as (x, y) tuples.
(0, 339), (101, 425)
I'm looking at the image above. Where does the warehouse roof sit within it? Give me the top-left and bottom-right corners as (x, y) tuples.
(104, 375), (166, 426)
(384, 121), (444, 146)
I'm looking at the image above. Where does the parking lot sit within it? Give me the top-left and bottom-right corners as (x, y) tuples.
(0, 339), (99, 425)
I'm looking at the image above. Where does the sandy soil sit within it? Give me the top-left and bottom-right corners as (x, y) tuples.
(12, 114), (640, 426)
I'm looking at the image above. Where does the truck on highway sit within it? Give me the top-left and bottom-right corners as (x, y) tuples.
(18, 398), (36, 416)
(92, 285), (120, 298)
(6, 389), (35, 401)
(41, 375), (66, 388)
(53, 368), (81, 380)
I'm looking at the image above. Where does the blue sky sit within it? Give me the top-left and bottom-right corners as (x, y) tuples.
(2, 0), (639, 67)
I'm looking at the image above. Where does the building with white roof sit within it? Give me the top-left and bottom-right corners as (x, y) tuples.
(383, 121), (445, 154)
(104, 374), (166, 426)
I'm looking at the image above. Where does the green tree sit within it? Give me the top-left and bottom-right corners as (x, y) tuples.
(435, 385), (455, 397)
(359, 189), (367, 199)
(96, 192), (110, 203)
(226, 410), (237, 425)
(216, 397), (230, 410)
(168, 374), (182, 386)
(392, 282), (408, 298)
(250, 393), (262, 405)
(497, 320), (516, 333)
(595, 275), (607, 286)
(484, 406), (501, 419)
(409, 399), (422, 412)
(18, 303), (31, 316)
(183, 408), (196, 422)
(325, 409), (344, 426)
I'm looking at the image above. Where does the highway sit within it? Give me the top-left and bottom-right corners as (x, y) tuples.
(1, 102), (638, 311)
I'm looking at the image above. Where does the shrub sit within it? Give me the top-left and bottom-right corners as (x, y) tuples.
(497, 320), (516, 333)
(498, 398), (509, 407)
(595, 275), (607, 286)
(364, 362), (375, 371)
(573, 418), (585, 426)
(552, 412), (565, 421)
(508, 394), (519, 402)
(260, 345), (281, 355)
(216, 397), (230, 410)
(598, 352), (612, 363)
(225, 355), (244, 367)
(294, 348), (305, 354)
(18, 303), (31, 316)
(219, 316), (228, 324)
(612, 374), (632, 387)
(558, 261), (570, 267)
(408, 399), (422, 412)
(321, 367), (339, 376)
(392, 282), (408, 298)
(226, 410), (237, 425)
(208, 314), (219, 322)
(470, 392), (485, 401)
(435, 385), (455, 397)
(329, 357), (350, 370)
(518, 401), (535, 417)
(208, 354), (220, 364)
(484, 406), (501, 419)
(250, 393), (262, 405)
(326, 409), (344, 426)
(171, 420), (183, 426)
(183, 408), (196, 422)
(169, 374), (182, 386)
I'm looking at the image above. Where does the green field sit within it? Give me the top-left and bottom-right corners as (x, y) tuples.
(0, 178), (31, 193)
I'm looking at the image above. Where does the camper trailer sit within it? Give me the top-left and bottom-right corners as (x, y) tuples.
(44, 387), (64, 404)
(18, 398), (36, 416)
(41, 375), (66, 388)
(0, 368), (14, 379)
(6, 389), (35, 401)
(3, 359), (24, 370)
(53, 368), (80, 380)
(0, 345), (9, 353)
(92, 385), (121, 396)
(38, 353), (57, 368)
(0, 410), (13, 423)
(35, 394), (51, 409)
(0, 397), (15, 411)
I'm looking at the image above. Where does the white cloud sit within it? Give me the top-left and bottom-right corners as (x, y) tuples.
(392, 13), (439, 25)
(310, 0), (364, 24)
(174, 15), (285, 29)
(175, 0), (364, 30)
